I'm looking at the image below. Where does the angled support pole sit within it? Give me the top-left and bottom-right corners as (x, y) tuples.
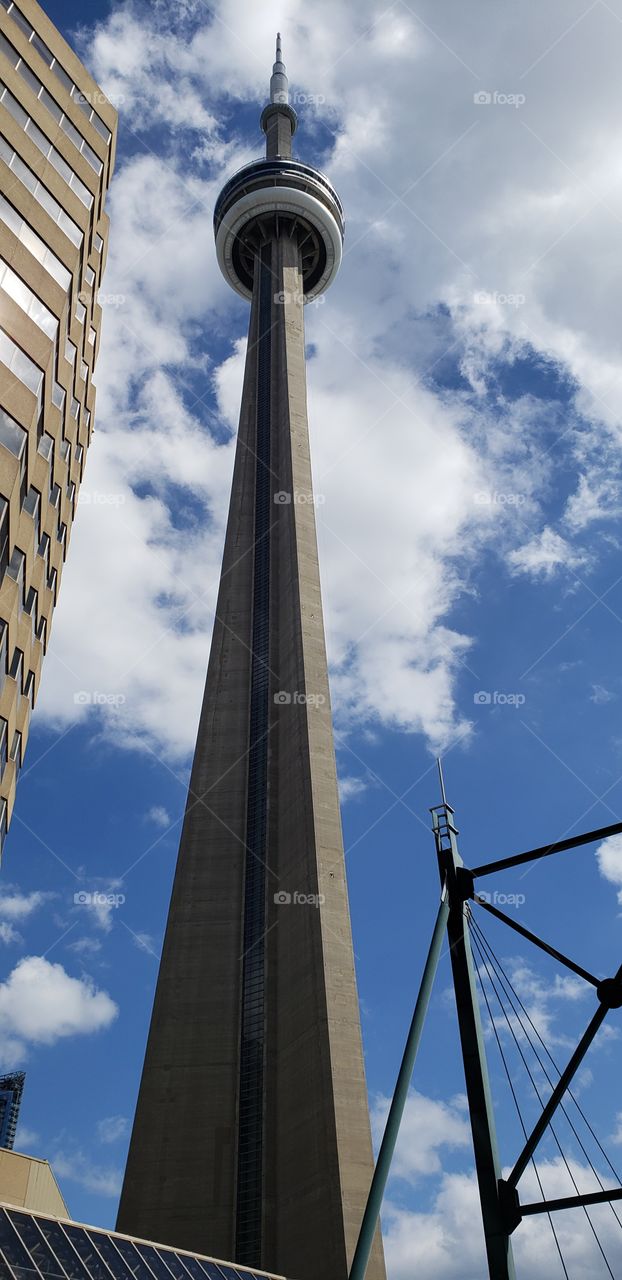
(432, 765), (516, 1280)
(349, 890), (449, 1280)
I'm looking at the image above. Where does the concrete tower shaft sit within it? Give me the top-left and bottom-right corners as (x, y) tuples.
(117, 39), (385, 1280)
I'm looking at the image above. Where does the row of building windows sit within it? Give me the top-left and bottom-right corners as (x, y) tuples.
(0, 134), (101, 391)
(0, 491), (55, 636)
(0, 31), (103, 174)
(0, 235), (93, 429)
(0, 618), (37, 703)
(0, 324), (43, 404)
(0, 191), (71, 289)
(0, 715), (22, 787)
(0, 130), (103, 396)
(0, 0), (112, 145)
(0, 253), (58, 337)
(0, 80), (93, 208)
(0, 132), (82, 246)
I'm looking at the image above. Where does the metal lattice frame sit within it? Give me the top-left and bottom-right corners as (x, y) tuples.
(349, 767), (622, 1280)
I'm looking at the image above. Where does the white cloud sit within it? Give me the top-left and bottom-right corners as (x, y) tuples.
(13, 1126), (39, 1152)
(51, 1148), (122, 1198)
(96, 1115), (128, 1145)
(30, 0), (622, 764)
(130, 931), (158, 957)
(0, 956), (118, 1065)
(0, 890), (53, 921)
(595, 833), (622, 907)
(67, 937), (103, 956)
(72, 880), (126, 933)
(382, 1157), (622, 1279)
(0, 922), (21, 945)
(591, 684), (614, 705)
(507, 527), (587, 580)
(338, 775), (367, 802)
(145, 805), (172, 827)
(611, 1112), (622, 1146)
(372, 1089), (470, 1183)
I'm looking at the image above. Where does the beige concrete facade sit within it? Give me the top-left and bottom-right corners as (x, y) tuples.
(117, 230), (386, 1280)
(0, 0), (117, 854)
(0, 1148), (69, 1216)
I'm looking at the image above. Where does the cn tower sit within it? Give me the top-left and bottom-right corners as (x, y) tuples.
(117, 38), (386, 1280)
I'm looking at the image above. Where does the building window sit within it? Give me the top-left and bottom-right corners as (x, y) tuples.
(0, 194), (72, 290)
(0, 0), (112, 142)
(0, 327), (44, 403)
(0, 135), (82, 247)
(35, 614), (46, 650)
(6, 547), (25, 606)
(52, 381), (65, 411)
(0, 82), (94, 208)
(37, 432), (54, 463)
(23, 669), (35, 706)
(23, 485), (41, 542)
(8, 647), (23, 687)
(0, 717), (7, 775)
(37, 531), (50, 571)
(0, 498), (8, 580)
(10, 729), (22, 775)
(0, 257), (58, 339)
(0, 29), (106, 168)
(0, 408), (27, 503)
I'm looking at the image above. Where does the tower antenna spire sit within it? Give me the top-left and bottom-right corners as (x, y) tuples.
(270, 31), (289, 104)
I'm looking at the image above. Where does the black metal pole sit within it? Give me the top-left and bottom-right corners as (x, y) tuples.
(506, 1003), (608, 1189)
(432, 792), (516, 1280)
(475, 898), (600, 988)
(471, 820), (622, 879)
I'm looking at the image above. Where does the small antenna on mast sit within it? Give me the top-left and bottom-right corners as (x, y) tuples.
(437, 757), (448, 807)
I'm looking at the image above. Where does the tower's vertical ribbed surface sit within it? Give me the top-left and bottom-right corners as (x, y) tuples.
(117, 39), (386, 1280)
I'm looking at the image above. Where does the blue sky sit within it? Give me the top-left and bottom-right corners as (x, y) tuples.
(2, 1), (622, 1275)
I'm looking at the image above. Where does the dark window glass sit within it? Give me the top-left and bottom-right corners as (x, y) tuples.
(84, 1235), (134, 1280)
(0, 497), (8, 579)
(0, 1252), (15, 1280)
(132, 1247), (176, 1280)
(10, 8), (31, 38)
(110, 1240), (158, 1280)
(62, 1230), (116, 1280)
(50, 60), (72, 93)
(30, 33), (53, 66)
(35, 1223), (91, 1280)
(153, 1256), (192, 1280)
(170, 1261), (205, 1280)
(16, 60), (40, 95)
(0, 1209), (39, 1280)
(8, 1211), (66, 1279)
(0, 32), (18, 65)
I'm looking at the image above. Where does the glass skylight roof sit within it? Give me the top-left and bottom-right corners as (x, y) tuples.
(0, 1209), (288, 1280)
